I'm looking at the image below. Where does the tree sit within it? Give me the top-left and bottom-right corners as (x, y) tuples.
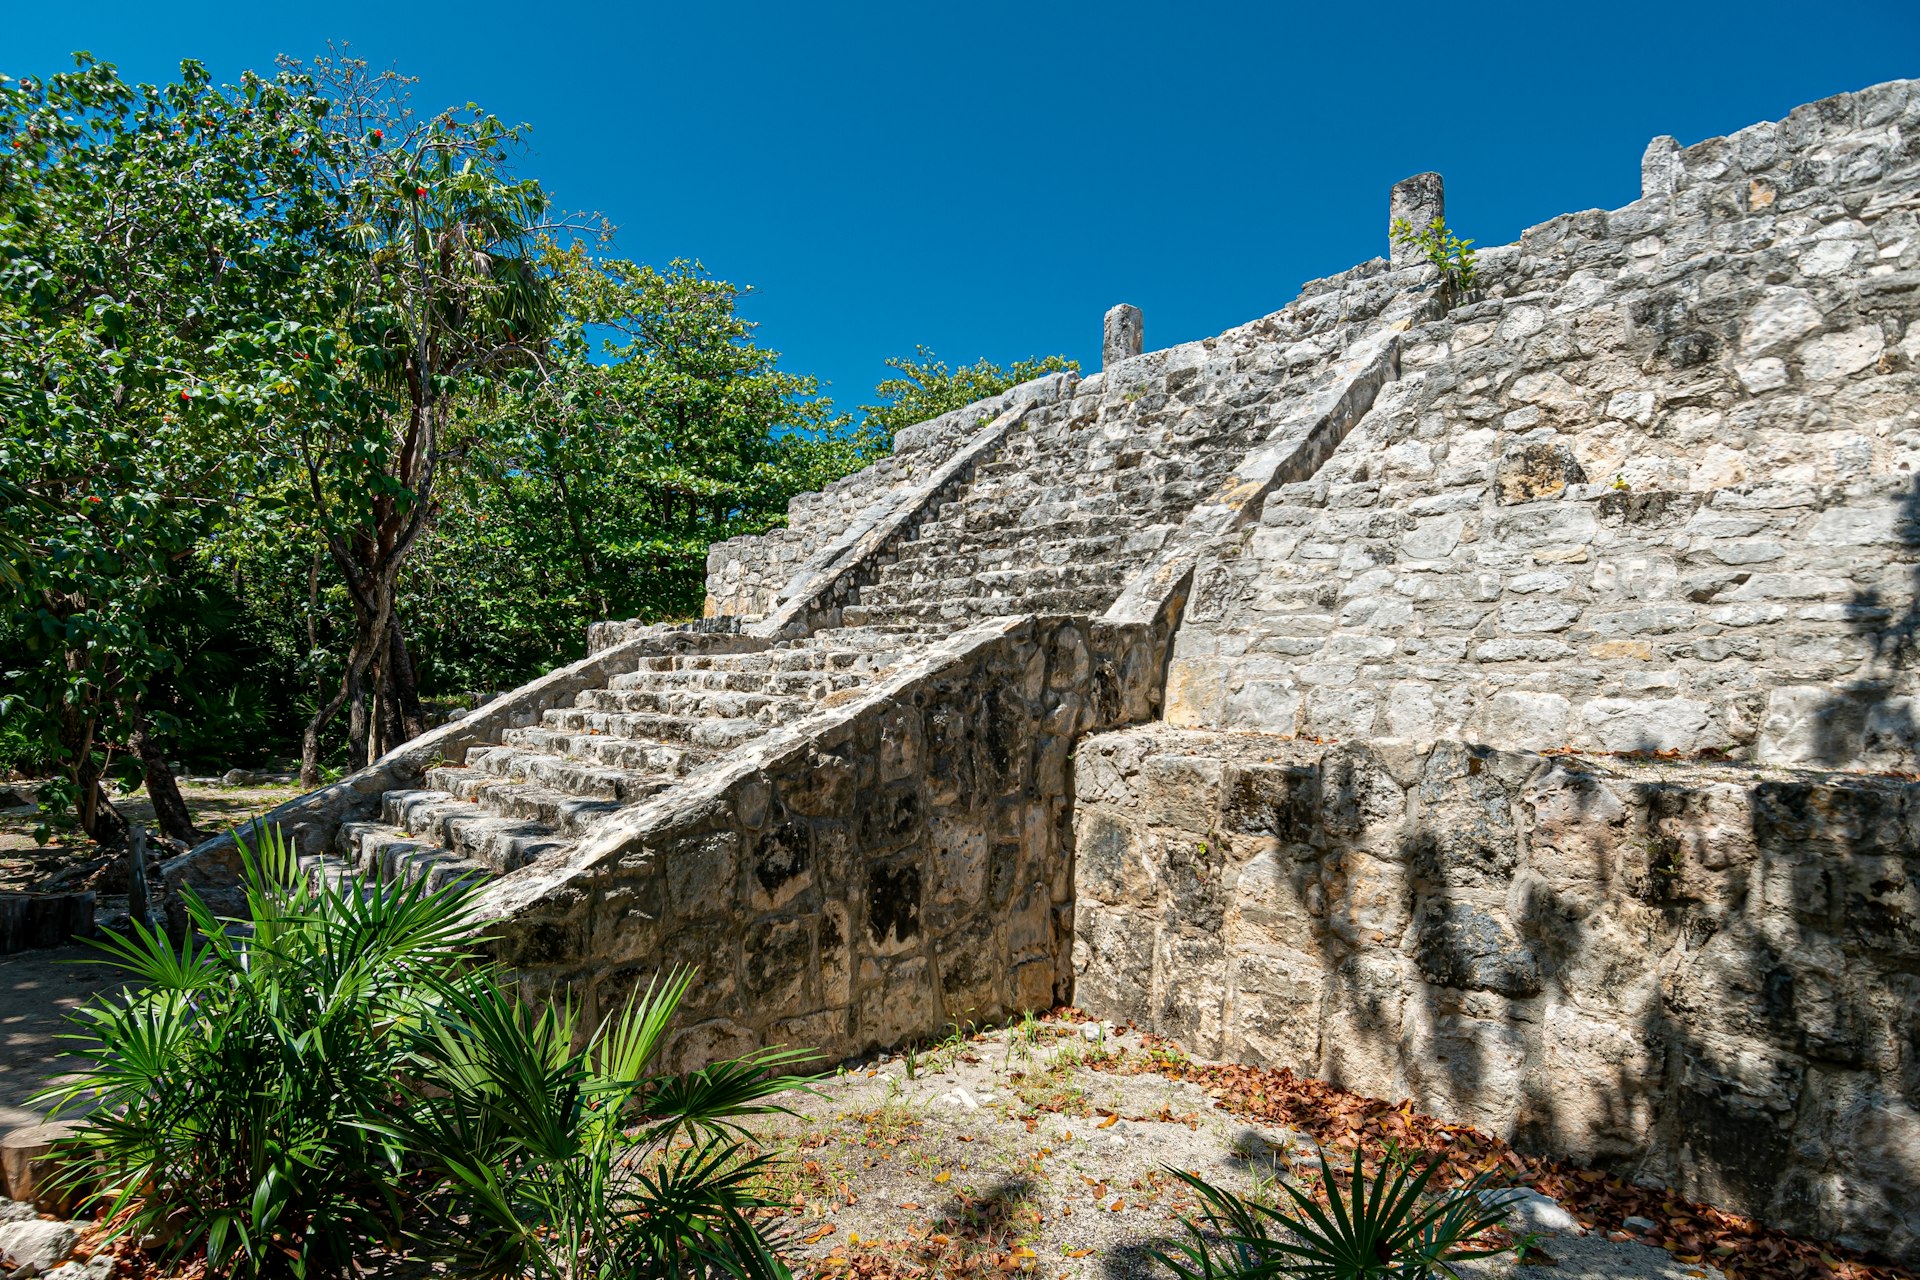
(396, 253), (859, 690)
(0, 55), (332, 844)
(244, 55), (600, 782)
(858, 346), (1077, 453)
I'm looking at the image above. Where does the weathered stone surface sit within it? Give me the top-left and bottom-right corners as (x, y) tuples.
(1103, 303), (1144, 368)
(1495, 441), (1586, 505)
(1073, 725), (1920, 1262)
(0, 1217), (77, 1271)
(1167, 78), (1920, 771)
(1389, 172), (1445, 266)
(482, 614), (1168, 1060)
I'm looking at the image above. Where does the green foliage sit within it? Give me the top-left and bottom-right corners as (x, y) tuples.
(1156, 1149), (1521, 1280)
(0, 54), (335, 825)
(400, 968), (817, 1279)
(397, 253), (863, 689)
(1389, 217), (1480, 301)
(42, 827), (818, 1279)
(858, 347), (1078, 454)
(41, 829), (483, 1276)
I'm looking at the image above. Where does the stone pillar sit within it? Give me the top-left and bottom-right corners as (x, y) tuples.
(1389, 172), (1445, 265)
(1641, 135), (1680, 200)
(1103, 304), (1143, 368)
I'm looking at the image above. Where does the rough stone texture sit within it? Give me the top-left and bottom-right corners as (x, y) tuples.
(158, 80), (1920, 1264)
(1072, 725), (1920, 1263)
(479, 615), (1170, 1066)
(1167, 78), (1920, 770)
(1389, 171), (1446, 264)
(1103, 303), (1144, 367)
(703, 378), (1072, 621)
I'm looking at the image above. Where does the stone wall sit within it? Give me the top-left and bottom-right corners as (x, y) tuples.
(1071, 725), (1920, 1262)
(1166, 79), (1920, 769)
(479, 613), (1171, 1068)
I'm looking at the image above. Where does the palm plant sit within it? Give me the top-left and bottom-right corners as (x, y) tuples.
(41, 825), (819, 1280)
(398, 968), (818, 1280)
(39, 827), (486, 1278)
(1157, 1147), (1524, 1280)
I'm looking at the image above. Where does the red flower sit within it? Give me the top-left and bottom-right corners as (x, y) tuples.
(413, 186), (427, 198)
(179, 390), (191, 401)
(88, 496), (102, 504)
(370, 129), (384, 143)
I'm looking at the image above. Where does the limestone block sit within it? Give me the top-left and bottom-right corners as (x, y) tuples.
(1579, 696), (1716, 753)
(1102, 304), (1144, 368)
(1389, 172), (1446, 265)
(1482, 691), (1571, 748)
(1229, 947), (1327, 1068)
(1304, 686), (1379, 738)
(1799, 325), (1883, 381)
(1412, 902), (1542, 997)
(856, 956), (933, 1051)
(1074, 808), (1154, 905)
(1740, 286), (1826, 356)
(0, 1219), (78, 1273)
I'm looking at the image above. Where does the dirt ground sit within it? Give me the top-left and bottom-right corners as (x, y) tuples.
(0, 944), (131, 1127)
(0, 780), (301, 896)
(747, 1018), (1723, 1280)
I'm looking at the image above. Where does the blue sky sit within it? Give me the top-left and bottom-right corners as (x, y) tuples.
(8, 3), (1917, 420)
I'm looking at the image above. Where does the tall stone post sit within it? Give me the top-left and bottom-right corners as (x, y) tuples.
(1389, 172), (1445, 264)
(1641, 135), (1680, 200)
(1103, 304), (1143, 369)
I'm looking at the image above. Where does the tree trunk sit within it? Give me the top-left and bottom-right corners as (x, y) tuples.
(386, 615), (427, 744)
(74, 759), (129, 851)
(300, 675), (349, 789)
(128, 710), (199, 845)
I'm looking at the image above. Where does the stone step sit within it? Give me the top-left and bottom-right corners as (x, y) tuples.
(335, 820), (494, 892)
(377, 789), (570, 872)
(540, 706), (773, 750)
(425, 766), (630, 834)
(863, 559), (1129, 604)
(606, 667), (866, 697)
(571, 686), (814, 724)
(872, 534), (1129, 584)
(849, 587), (1115, 626)
(461, 745), (679, 801)
(656, 648), (886, 675)
(900, 514), (1174, 555)
(499, 726), (719, 773)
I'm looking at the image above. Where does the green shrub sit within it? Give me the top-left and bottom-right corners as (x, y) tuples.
(42, 829), (816, 1279)
(399, 969), (816, 1279)
(1156, 1147), (1524, 1280)
(1389, 217), (1480, 304)
(42, 831), (476, 1276)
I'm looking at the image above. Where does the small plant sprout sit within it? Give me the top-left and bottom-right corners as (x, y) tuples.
(1390, 215), (1480, 304)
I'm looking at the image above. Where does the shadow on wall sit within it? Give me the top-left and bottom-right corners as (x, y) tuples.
(1285, 744), (1920, 1261)
(1799, 475), (1920, 766)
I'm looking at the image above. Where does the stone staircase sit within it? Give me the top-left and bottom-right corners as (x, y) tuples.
(316, 627), (935, 893)
(840, 364), (1325, 628)
(199, 256), (1422, 928)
